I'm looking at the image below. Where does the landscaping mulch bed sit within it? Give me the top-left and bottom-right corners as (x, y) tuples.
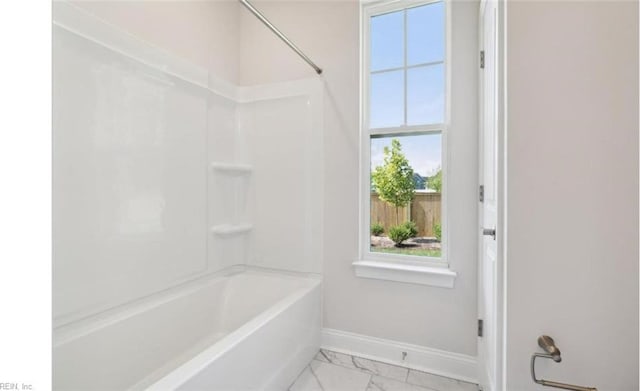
(370, 235), (441, 250)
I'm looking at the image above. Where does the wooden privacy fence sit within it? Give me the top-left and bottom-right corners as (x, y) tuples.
(370, 191), (442, 237)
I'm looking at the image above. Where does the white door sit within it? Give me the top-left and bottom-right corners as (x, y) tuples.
(478, 1), (499, 390)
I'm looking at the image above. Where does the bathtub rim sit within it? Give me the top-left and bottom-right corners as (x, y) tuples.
(53, 265), (320, 348)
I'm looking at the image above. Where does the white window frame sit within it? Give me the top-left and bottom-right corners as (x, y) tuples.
(354, 0), (456, 288)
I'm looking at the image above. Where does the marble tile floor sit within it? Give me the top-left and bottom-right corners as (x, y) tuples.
(289, 349), (478, 391)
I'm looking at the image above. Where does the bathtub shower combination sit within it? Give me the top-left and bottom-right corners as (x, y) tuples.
(53, 3), (324, 390)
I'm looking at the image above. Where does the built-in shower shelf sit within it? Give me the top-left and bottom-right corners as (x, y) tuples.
(210, 162), (253, 175)
(210, 223), (253, 236)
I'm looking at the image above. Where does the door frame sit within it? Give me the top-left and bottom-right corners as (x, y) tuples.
(477, 0), (507, 390)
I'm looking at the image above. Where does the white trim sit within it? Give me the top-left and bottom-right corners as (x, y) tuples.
(359, 0), (451, 271)
(353, 259), (456, 288)
(364, 0), (443, 15)
(477, 1), (487, 388)
(321, 328), (478, 384)
(369, 124), (443, 136)
(359, 246), (447, 268)
(498, 0), (508, 389)
(371, 60), (444, 74)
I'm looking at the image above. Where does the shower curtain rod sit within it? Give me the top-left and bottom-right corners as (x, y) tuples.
(238, 0), (323, 75)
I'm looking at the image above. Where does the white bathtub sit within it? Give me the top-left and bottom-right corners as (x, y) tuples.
(53, 268), (322, 390)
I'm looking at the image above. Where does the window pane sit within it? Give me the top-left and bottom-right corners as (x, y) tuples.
(370, 134), (442, 258)
(370, 70), (404, 128)
(407, 64), (444, 125)
(407, 2), (445, 65)
(370, 11), (404, 71)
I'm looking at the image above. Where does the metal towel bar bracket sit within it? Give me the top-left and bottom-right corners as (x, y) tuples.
(531, 336), (597, 391)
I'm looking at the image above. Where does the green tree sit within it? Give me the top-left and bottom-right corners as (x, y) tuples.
(427, 169), (442, 193)
(371, 139), (415, 225)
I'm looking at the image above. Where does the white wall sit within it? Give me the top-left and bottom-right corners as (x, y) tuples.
(506, 1), (639, 390)
(70, 0), (241, 83)
(240, 0), (479, 356)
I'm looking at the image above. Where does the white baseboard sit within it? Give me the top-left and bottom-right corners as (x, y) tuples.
(321, 328), (478, 384)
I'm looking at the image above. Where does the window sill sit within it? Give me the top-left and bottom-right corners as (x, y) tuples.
(352, 259), (457, 288)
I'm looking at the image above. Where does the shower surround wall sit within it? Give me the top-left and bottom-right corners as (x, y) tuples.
(54, 0), (323, 321)
(53, 2), (323, 388)
(209, 80), (324, 274)
(53, 16), (211, 325)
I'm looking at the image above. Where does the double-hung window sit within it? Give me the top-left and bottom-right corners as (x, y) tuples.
(357, 0), (455, 286)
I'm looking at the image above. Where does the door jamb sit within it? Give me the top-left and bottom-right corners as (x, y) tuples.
(477, 1), (507, 390)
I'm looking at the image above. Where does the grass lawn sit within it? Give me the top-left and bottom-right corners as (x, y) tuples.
(371, 247), (442, 258)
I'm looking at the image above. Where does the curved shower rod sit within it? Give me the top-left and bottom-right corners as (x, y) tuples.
(238, 0), (323, 75)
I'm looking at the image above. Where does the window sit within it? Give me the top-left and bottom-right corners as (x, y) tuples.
(359, 0), (452, 277)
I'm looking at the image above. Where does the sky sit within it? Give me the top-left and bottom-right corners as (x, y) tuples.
(369, 2), (444, 178)
(371, 134), (442, 177)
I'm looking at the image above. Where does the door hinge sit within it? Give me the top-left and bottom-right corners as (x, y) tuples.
(479, 185), (484, 202)
(480, 50), (485, 69)
(478, 319), (484, 337)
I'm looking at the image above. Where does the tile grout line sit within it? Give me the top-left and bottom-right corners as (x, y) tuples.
(288, 364), (310, 391)
(364, 374), (373, 391)
(319, 349), (331, 363)
(308, 361), (326, 391)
